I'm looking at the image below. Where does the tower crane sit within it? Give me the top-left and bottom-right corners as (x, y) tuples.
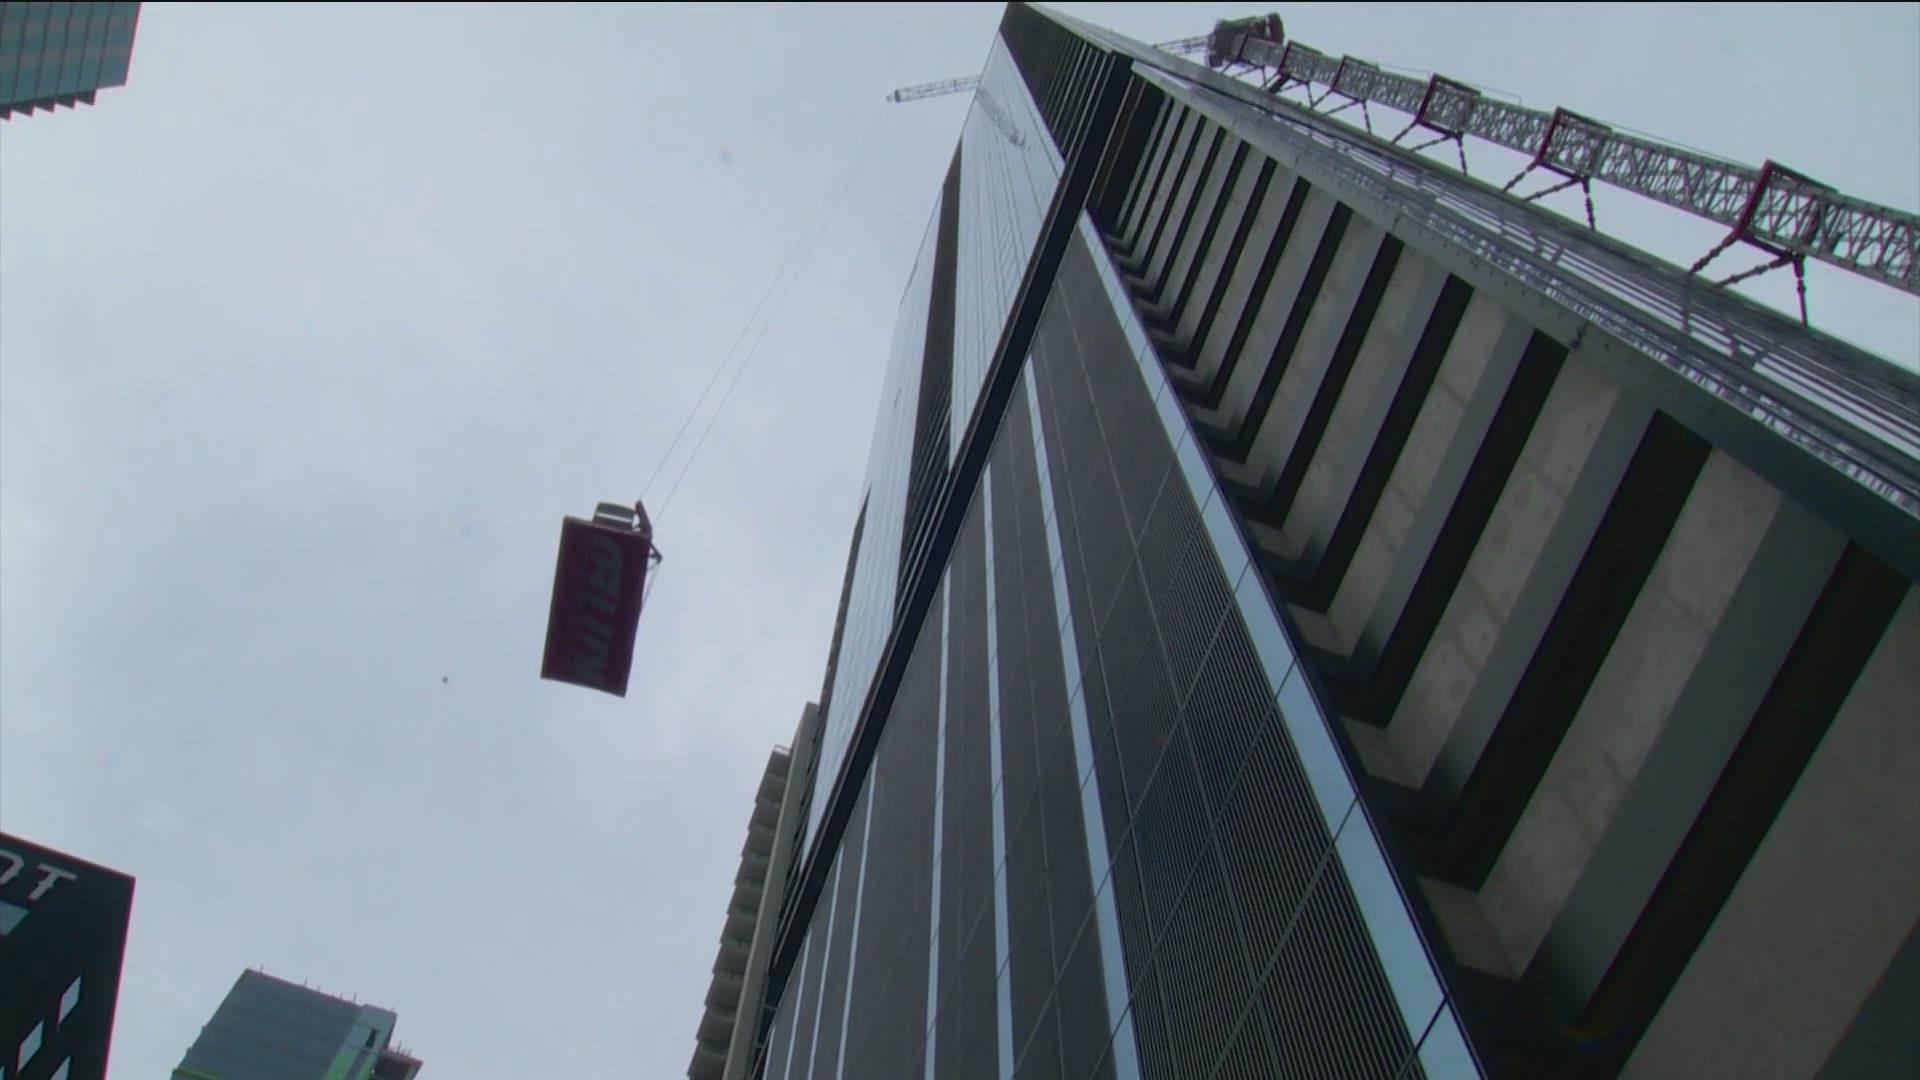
(887, 14), (1918, 302)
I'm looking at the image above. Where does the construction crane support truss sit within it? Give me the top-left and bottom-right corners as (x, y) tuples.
(887, 18), (1917, 300)
(886, 75), (981, 105)
(1232, 35), (1919, 297)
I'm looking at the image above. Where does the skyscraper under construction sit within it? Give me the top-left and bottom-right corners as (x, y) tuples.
(693, 5), (1920, 1077)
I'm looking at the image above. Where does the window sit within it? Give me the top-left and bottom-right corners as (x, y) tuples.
(59, 976), (81, 1023)
(16, 1021), (42, 1070)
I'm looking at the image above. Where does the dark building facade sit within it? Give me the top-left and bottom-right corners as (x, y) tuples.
(173, 970), (421, 1080)
(711, 5), (1920, 1079)
(0, 1), (140, 120)
(1, 832), (135, 1080)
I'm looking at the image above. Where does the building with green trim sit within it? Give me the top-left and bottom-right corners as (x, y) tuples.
(171, 970), (421, 1080)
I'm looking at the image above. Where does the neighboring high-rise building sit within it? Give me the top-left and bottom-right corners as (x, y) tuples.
(701, 4), (1919, 1079)
(173, 970), (422, 1080)
(1, 831), (135, 1080)
(688, 709), (816, 1080)
(0, 1), (141, 121)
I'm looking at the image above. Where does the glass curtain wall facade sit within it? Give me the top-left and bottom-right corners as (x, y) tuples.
(1, 832), (135, 1080)
(748, 4), (1920, 1079)
(0, 2), (141, 120)
(758, 8), (1465, 1078)
(806, 36), (1068, 855)
(173, 970), (422, 1080)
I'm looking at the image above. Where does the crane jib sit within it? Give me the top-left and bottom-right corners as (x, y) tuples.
(886, 13), (1916, 297)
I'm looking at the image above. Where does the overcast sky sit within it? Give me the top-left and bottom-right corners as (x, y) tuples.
(2, 3), (1914, 1076)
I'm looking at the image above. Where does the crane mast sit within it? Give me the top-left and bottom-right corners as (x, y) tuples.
(888, 14), (1918, 303)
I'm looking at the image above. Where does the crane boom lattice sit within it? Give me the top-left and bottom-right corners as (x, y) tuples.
(888, 14), (1918, 302)
(1223, 31), (1920, 296)
(887, 76), (981, 105)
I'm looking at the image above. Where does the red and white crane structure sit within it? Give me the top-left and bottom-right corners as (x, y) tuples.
(889, 15), (1920, 312)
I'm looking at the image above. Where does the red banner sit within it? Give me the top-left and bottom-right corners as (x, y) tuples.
(541, 518), (653, 697)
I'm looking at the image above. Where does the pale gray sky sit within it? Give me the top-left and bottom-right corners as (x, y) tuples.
(1, 3), (1913, 1076)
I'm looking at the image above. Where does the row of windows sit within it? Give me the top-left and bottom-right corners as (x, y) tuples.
(804, 31), (1067, 860)
(1123, 63), (1920, 1080)
(764, 21), (1404, 1080)
(764, 16), (1469, 1080)
(802, 200), (944, 851)
(1067, 182), (1475, 1075)
(1132, 63), (1918, 514)
(762, 214), (1438, 1077)
(1, 41), (133, 104)
(7, 976), (81, 1080)
(0, 2), (136, 105)
(0, 0), (135, 41)
(950, 37), (1060, 453)
(899, 153), (962, 593)
(179, 980), (394, 1079)
(762, 367), (1126, 1079)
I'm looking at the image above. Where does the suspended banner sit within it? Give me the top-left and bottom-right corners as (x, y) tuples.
(541, 502), (660, 697)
